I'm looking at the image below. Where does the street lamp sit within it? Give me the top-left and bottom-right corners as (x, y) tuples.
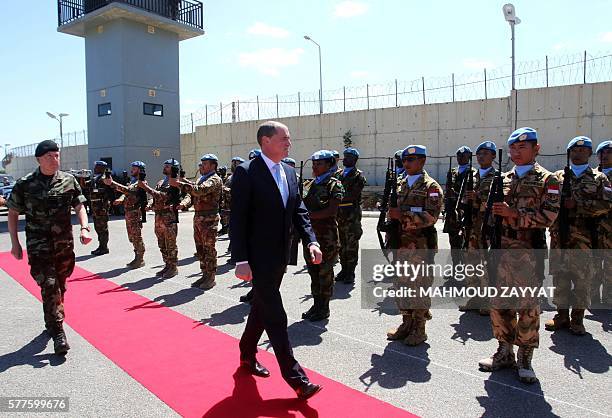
(502, 4), (521, 91)
(304, 35), (323, 114)
(46, 111), (69, 149)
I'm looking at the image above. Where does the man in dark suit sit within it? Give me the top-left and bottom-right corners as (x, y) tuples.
(231, 121), (323, 400)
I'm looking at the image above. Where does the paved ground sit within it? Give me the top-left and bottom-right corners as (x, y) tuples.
(0, 212), (610, 417)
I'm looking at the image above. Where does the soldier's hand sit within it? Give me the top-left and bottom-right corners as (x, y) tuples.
(80, 229), (93, 245)
(103, 177), (113, 186)
(492, 202), (518, 219)
(168, 177), (180, 188)
(113, 199), (123, 206)
(176, 204), (185, 211)
(137, 180), (147, 189)
(309, 244), (323, 264)
(11, 243), (23, 260)
(388, 207), (401, 220)
(564, 198), (577, 209)
(235, 263), (253, 282)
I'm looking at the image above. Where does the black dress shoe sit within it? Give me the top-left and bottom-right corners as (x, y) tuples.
(295, 382), (322, 400)
(240, 359), (270, 378)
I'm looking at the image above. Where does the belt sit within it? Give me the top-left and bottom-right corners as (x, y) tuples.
(502, 227), (535, 241)
(195, 209), (218, 216)
(155, 209), (174, 215)
(339, 202), (358, 208)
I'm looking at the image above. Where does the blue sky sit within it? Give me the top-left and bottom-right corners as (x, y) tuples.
(1, 0), (611, 153)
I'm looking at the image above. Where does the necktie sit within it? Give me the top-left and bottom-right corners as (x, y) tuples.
(273, 164), (288, 207)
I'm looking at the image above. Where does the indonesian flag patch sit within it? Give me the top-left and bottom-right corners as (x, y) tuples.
(428, 188), (440, 197)
(547, 184), (560, 194)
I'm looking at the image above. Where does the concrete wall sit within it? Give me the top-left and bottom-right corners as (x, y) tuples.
(6, 145), (89, 179)
(181, 81), (612, 185)
(86, 18), (180, 172)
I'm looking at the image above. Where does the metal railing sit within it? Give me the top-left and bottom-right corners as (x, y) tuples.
(57, 0), (204, 30)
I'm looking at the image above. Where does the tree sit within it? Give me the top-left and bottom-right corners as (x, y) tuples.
(343, 129), (353, 148)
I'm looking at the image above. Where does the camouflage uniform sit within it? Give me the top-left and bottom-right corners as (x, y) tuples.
(151, 179), (179, 274)
(6, 168), (86, 335)
(444, 165), (477, 270)
(461, 166), (496, 312)
(547, 165), (611, 331)
(391, 170), (442, 346)
(113, 180), (146, 263)
(88, 174), (114, 251)
(479, 157), (560, 383)
(220, 173), (232, 233)
(593, 167), (612, 305)
(334, 166), (367, 281)
(180, 172), (223, 288)
(302, 173), (344, 320)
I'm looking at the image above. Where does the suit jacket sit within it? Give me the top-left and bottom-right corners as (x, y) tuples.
(230, 155), (316, 272)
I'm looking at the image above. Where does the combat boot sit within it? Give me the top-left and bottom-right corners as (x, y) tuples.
(309, 298), (330, 322)
(191, 276), (206, 288)
(198, 275), (216, 290)
(127, 253), (145, 269)
(343, 267), (356, 284)
(569, 309), (586, 335)
(403, 318), (427, 346)
(163, 265), (178, 279)
(544, 309), (570, 331)
(157, 265), (169, 277)
(51, 323), (70, 356)
(516, 346), (537, 384)
(334, 268), (346, 282)
(302, 297), (319, 320)
(387, 315), (413, 340)
(478, 341), (516, 371)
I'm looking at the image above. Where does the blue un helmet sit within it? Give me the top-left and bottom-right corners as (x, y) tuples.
(567, 136), (592, 151)
(456, 145), (472, 155)
(248, 149), (261, 160)
(94, 160), (108, 167)
(311, 149), (335, 162)
(476, 140), (497, 154)
(343, 147), (360, 158)
(595, 140), (611, 154)
(507, 127), (538, 146)
(163, 158), (181, 167)
(231, 156), (245, 163)
(402, 145), (427, 158)
(200, 153), (219, 162)
(282, 157), (296, 165)
(131, 161), (146, 169)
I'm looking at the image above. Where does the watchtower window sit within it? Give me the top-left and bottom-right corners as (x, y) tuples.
(144, 102), (163, 117)
(98, 102), (112, 116)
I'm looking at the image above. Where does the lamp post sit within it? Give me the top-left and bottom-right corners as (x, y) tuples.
(502, 4), (521, 91)
(46, 112), (69, 169)
(304, 35), (323, 114)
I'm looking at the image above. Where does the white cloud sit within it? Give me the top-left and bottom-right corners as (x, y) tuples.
(246, 22), (290, 38)
(350, 70), (369, 79)
(600, 32), (612, 43)
(238, 48), (304, 76)
(553, 42), (569, 51)
(334, 1), (369, 18)
(462, 58), (495, 70)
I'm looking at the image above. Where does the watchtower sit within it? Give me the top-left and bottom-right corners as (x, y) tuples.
(57, 0), (204, 172)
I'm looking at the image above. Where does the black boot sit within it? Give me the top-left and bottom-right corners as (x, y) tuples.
(334, 268), (346, 282)
(343, 267), (356, 284)
(309, 298), (330, 322)
(91, 246), (109, 256)
(302, 297), (319, 320)
(52, 323), (70, 355)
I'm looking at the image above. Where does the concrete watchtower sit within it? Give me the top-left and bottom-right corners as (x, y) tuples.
(57, 0), (204, 172)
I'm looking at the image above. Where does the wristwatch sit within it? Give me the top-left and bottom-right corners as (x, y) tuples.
(80, 226), (91, 232)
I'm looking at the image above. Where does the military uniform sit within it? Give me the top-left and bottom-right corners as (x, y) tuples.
(444, 147), (477, 274)
(461, 141), (497, 313)
(547, 137), (612, 334)
(387, 145), (442, 346)
(180, 154), (224, 289)
(479, 127), (560, 384)
(593, 140), (612, 306)
(334, 148), (367, 284)
(151, 175), (180, 278)
(87, 161), (114, 255)
(7, 164), (87, 353)
(302, 150), (344, 321)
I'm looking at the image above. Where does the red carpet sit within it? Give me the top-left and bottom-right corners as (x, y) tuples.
(0, 253), (418, 418)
